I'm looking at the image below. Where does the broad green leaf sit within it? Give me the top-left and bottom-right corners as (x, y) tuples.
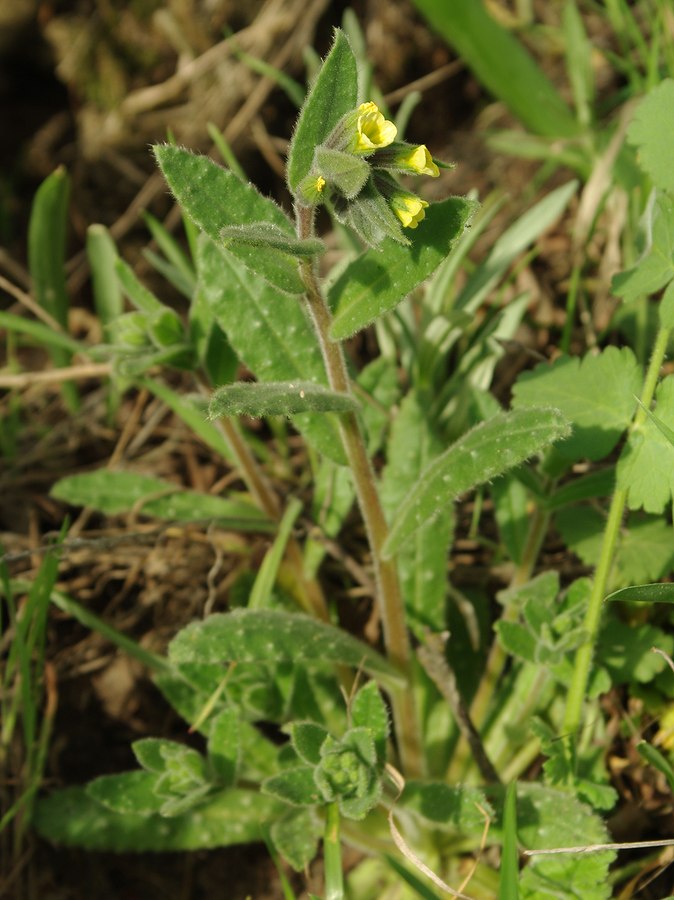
(270, 809), (320, 872)
(383, 407), (570, 559)
(381, 392), (454, 631)
(287, 29), (358, 194)
(498, 783), (520, 900)
(132, 738), (181, 773)
(263, 766), (322, 806)
(410, 0), (580, 139)
(598, 618), (673, 683)
(555, 507), (674, 589)
(512, 783), (614, 900)
(50, 470), (271, 530)
(400, 781), (492, 835)
(511, 347), (641, 461)
(617, 375), (674, 512)
(154, 144), (305, 294)
(197, 237), (346, 464)
(33, 786), (282, 851)
(627, 79), (674, 193)
(329, 197), (475, 339)
(607, 582), (674, 603)
(169, 609), (404, 686)
(208, 381), (358, 418)
(611, 193), (674, 302)
(86, 771), (165, 816)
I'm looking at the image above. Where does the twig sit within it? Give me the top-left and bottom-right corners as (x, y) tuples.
(0, 363), (112, 390)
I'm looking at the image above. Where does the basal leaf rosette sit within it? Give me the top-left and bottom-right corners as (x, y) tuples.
(313, 727), (382, 820)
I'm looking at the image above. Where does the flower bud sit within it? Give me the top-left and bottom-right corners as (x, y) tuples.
(372, 142), (440, 177)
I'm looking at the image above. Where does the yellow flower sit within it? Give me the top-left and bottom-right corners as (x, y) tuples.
(315, 176), (326, 193)
(354, 102), (397, 153)
(403, 144), (440, 177)
(390, 194), (429, 229)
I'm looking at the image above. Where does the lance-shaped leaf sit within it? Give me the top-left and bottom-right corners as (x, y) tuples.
(197, 237), (346, 464)
(169, 608), (405, 687)
(607, 583), (674, 604)
(329, 197), (475, 339)
(154, 144), (305, 294)
(383, 407), (570, 559)
(287, 29), (358, 194)
(220, 223), (324, 258)
(209, 381), (358, 419)
(33, 786), (282, 851)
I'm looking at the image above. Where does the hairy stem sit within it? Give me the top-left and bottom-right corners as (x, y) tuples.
(562, 324), (671, 758)
(295, 203), (421, 776)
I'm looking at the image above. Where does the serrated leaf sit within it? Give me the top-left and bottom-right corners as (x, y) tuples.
(617, 375), (674, 512)
(196, 236), (346, 465)
(50, 470), (270, 530)
(270, 809), (320, 871)
(34, 786), (281, 851)
(287, 29), (358, 194)
(329, 197), (475, 339)
(381, 392), (454, 630)
(555, 507), (674, 589)
(627, 79), (674, 193)
(263, 766), (322, 807)
(168, 609), (405, 687)
(511, 347), (642, 461)
(154, 144), (305, 294)
(209, 381), (358, 418)
(611, 193), (674, 302)
(86, 771), (165, 816)
(383, 407), (570, 559)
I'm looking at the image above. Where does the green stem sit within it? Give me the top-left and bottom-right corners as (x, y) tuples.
(295, 203), (421, 777)
(323, 803), (344, 900)
(562, 325), (671, 753)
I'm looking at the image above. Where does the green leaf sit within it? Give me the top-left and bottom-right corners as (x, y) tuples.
(287, 29), (358, 194)
(290, 722), (329, 766)
(87, 225), (124, 338)
(86, 771), (164, 816)
(611, 193), (674, 302)
(659, 279), (674, 329)
(400, 781), (492, 835)
(314, 146), (370, 199)
(33, 786), (281, 851)
(499, 783), (520, 900)
(197, 237), (346, 464)
(329, 197), (475, 339)
(410, 0), (580, 139)
(154, 144), (305, 294)
(350, 681), (389, 766)
(208, 381), (358, 418)
(50, 470), (271, 530)
(555, 507), (674, 589)
(491, 473), (529, 565)
(598, 617), (673, 683)
(220, 223), (324, 258)
(607, 582), (674, 603)
(115, 257), (165, 314)
(511, 347), (642, 461)
(637, 741), (674, 794)
(263, 766), (322, 807)
(383, 407), (570, 559)
(207, 708), (240, 786)
(270, 809), (320, 872)
(168, 609), (405, 687)
(617, 375), (674, 513)
(627, 79), (674, 193)
(0, 311), (86, 358)
(381, 392), (454, 631)
(132, 738), (186, 774)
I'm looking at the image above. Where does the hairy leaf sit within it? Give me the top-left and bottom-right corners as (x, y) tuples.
(627, 79), (674, 194)
(209, 381), (358, 418)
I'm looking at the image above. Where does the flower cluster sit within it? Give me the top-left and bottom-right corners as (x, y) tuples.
(298, 100), (446, 246)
